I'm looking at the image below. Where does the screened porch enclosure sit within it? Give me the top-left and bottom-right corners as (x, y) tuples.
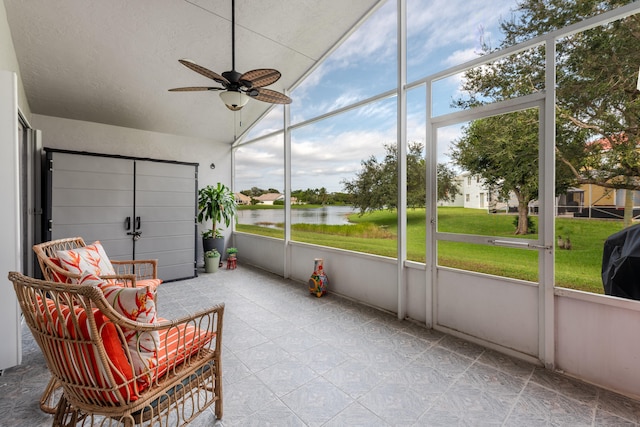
(232, 1), (640, 401)
(2, 0), (640, 415)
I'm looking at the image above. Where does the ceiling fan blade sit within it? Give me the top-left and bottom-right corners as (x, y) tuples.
(250, 88), (292, 104)
(168, 86), (224, 92)
(240, 69), (281, 88)
(178, 59), (229, 86)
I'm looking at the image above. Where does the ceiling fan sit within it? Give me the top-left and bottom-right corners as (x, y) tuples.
(169, 0), (292, 111)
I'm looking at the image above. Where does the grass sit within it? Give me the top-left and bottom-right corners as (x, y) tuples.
(236, 207), (626, 294)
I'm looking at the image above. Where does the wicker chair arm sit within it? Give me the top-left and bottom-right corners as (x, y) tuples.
(111, 259), (158, 280)
(97, 273), (137, 287)
(91, 286), (223, 334)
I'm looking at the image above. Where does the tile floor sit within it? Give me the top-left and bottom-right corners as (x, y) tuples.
(1, 263), (640, 426)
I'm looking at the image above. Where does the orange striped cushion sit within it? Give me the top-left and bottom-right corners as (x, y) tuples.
(152, 321), (213, 381)
(38, 298), (138, 403)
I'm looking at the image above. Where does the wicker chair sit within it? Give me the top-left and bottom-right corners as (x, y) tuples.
(33, 237), (163, 414)
(33, 237), (161, 289)
(8, 271), (224, 426)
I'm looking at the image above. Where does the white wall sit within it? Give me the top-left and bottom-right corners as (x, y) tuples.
(0, 71), (21, 370)
(0, 1), (30, 119)
(437, 268), (539, 360)
(288, 242), (398, 313)
(1, 2), (30, 370)
(233, 232), (286, 277)
(555, 289), (640, 399)
(406, 261), (427, 324)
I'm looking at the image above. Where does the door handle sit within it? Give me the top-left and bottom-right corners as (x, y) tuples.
(125, 216), (131, 230)
(135, 216), (141, 230)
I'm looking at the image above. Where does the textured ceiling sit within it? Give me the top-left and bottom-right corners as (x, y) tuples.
(5, 0), (381, 143)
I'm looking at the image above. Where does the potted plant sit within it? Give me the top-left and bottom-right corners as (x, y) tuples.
(226, 247), (238, 260)
(198, 183), (238, 257)
(204, 249), (221, 273)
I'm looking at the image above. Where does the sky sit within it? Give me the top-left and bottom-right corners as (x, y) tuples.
(234, 0), (518, 194)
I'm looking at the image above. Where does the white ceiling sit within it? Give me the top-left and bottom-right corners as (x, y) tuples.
(5, 0), (381, 143)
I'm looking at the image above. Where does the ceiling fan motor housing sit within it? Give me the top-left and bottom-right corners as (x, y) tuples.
(222, 70), (245, 85)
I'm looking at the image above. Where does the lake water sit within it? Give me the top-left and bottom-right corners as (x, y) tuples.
(237, 205), (357, 226)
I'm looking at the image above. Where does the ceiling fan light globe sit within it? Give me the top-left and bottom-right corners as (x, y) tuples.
(219, 90), (249, 111)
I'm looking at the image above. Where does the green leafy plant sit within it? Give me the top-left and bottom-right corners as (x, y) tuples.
(226, 247), (238, 255)
(198, 183), (238, 238)
(201, 228), (223, 239)
(204, 249), (220, 258)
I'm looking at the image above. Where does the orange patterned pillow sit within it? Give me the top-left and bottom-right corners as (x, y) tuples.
(76, 272), (159, 387)
(57, 241), (116, 277)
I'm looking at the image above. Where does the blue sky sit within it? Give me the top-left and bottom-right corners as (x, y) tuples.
(235, 0), (517, 193)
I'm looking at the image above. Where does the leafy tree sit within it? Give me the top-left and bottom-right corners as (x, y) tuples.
(342, 142), (460, 214)
(437, 163), (461, 203)
(451, 111), (540, 234)
(242, 187), (267, 197)
(331, 192), (352, 205)
(291, 188), (333, 205)
(318, 187), (328, 206)
(454, 0), (640, 228)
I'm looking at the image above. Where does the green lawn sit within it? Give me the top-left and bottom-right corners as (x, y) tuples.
(236, 207), (625, 294)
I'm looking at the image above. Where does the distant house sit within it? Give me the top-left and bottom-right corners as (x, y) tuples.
(559, 134), (640, 217)
(442, 172), (517, 212)
(255, 193), (285, 205)
(234, 192), (252, 205)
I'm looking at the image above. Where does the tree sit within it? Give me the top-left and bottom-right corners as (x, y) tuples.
(437, 163), (461, 203)
(318, 187), (328, 206)
(342, 142), (460, 214)
(451, 111), (540, 234)
(456, 0), (640, 226)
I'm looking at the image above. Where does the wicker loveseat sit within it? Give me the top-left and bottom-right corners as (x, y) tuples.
(8, 271), (224, 426)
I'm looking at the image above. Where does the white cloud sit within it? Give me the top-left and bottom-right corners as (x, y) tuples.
(443, 48), (479, 68)
(235, 125), (398, 193)
(328, 0), (397, 68)
(235, 0), (520, 192)
(407, 0), (514, 68)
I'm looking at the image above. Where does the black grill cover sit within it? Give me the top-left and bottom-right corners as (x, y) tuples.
(602, 223), (640, 300)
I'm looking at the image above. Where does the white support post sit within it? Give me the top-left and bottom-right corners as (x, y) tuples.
(540, 38), (556, 369)
(425, 81), (435, 329)
(396, 0), (407, 320)
(283, 100), (292, 279)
